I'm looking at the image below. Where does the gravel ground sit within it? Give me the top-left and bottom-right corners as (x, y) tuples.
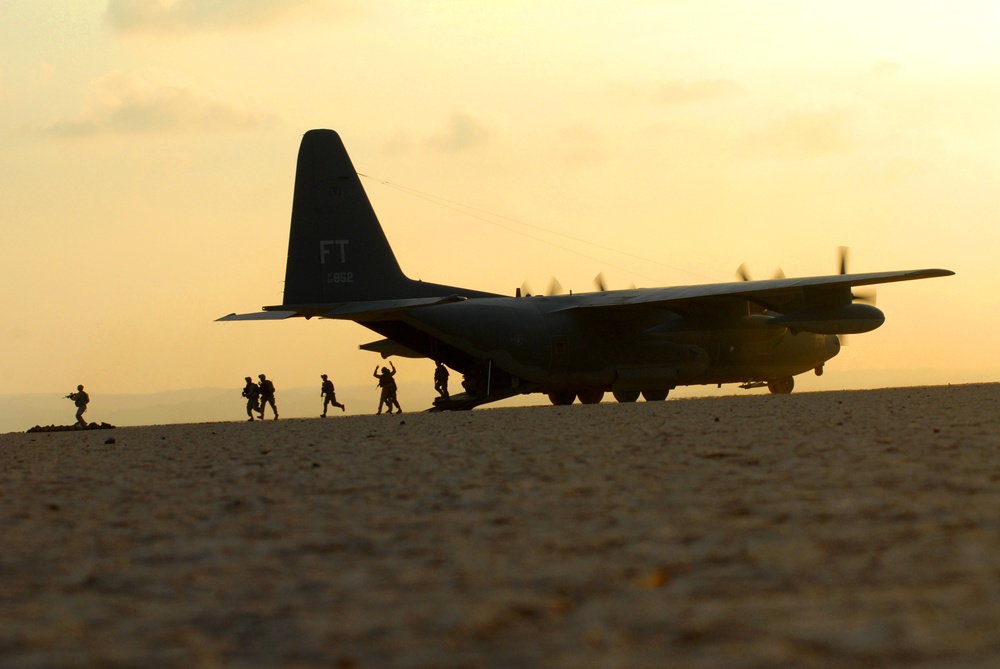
(2, 384), (999, 668)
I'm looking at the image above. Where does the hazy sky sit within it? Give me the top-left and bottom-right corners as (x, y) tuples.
(2, 1), (997, 410)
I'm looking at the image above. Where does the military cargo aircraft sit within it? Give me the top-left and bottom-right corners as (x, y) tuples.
(219, 129), (954, 410)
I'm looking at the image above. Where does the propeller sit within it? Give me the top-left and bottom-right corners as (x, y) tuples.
(837, 246), (876, 305)
(852, 288), (877, 305)
(519, 277), (564, 297)
(736, 264), (785, 282)
(592, 272), (636, 292)
(836, 246), (879, 346)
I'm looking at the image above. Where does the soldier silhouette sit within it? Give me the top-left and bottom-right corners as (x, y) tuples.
(66, 384), (89, 427)
(434, 361), (450, 398)
(242, 376), (260, 421)
(258, 374), (278, 420)
(374, 361), (401, 414)
(320, 374), (345, 416)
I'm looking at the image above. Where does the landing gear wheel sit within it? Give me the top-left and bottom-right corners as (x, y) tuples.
(547, 391), (576, 406)
(577, 390), (605, 404)
(641, 389), (669, 401)
(767, 376), (795, 394)
(613, 390), (640, 403)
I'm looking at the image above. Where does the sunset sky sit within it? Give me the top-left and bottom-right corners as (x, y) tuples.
(2, 1), (997, 418)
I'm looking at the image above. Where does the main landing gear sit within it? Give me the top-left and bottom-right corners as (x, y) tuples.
(611, 389), (670, 403)
(547, 389), (671, 405)
(766, 376), (795, 394)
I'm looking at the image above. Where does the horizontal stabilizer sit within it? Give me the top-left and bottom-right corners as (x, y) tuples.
(359, 339), (425, 359)
(216, 311), (301, 322)
(218, 295), (466, 324)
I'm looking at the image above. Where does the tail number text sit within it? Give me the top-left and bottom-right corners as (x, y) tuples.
(326, 271), (354, 284)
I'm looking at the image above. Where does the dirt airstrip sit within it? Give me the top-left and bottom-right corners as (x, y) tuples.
(2, 383), (999, 668)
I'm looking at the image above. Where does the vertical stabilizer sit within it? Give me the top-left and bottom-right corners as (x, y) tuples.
(282, 130), (409, 305)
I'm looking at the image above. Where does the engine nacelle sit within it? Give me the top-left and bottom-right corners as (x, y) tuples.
(768, 303), (885, 335)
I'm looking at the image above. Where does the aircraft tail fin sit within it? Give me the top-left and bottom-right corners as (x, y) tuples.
(282, 130), (424, 306)
(280, 129), (498, 308)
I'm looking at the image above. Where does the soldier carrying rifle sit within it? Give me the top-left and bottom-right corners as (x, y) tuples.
(241, 376), (260, 421)
(65, 385), (89, 427)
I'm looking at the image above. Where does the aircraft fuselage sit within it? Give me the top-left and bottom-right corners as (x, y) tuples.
(362, 292), (839, 397)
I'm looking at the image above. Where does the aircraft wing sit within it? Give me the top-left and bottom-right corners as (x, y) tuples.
(218, 270), (952, 322)
(552, 269), (954, 313)
(319, 295), (466, 320)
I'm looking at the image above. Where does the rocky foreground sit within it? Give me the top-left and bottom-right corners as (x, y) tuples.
(26, 423), (116, 433)
(1, 384), (999, 668)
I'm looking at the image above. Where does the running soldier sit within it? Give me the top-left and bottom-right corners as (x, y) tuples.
(320, 374), (345, 416)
